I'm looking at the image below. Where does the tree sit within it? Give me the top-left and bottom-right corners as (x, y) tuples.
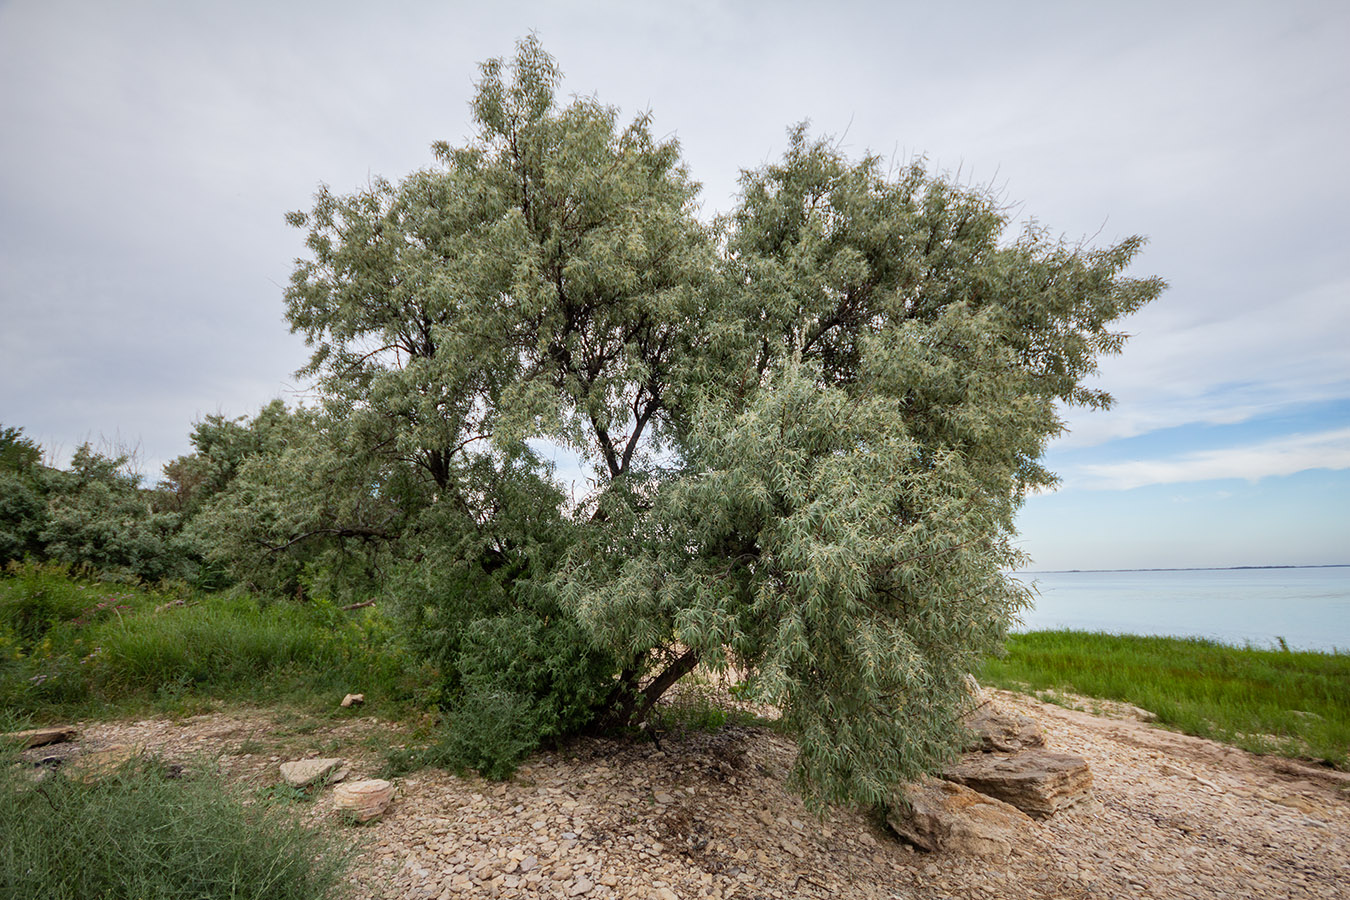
(0, 425), (46, 564)
(38, 444), (196, 583)
(276, 36), (1163, 802)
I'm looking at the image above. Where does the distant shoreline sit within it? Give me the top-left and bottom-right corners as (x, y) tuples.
(1017, 564), (1350, 575)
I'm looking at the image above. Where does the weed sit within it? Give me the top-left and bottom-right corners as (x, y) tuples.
(0, 744), (350, 899)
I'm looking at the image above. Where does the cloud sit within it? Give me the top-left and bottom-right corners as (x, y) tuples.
(1056, 277), (1350, 448)
(1070, 427), (1350, 490)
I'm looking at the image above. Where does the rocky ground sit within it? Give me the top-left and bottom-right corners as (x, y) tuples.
(25, 690), (1350, 899)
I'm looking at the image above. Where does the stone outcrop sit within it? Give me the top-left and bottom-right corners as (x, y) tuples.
(886, 777), (1032, 859)
(963, 705), (1046, 754)
(279, 757), (346, 788)
(942, 748), (1093, 818)
(334, 778), (395, 822)
(65, 744), (142, 783)
(3, 726), (78, 749)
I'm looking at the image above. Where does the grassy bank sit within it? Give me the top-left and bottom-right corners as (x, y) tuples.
(981, 630), (1350, 768)
(0, 561), (428, 720)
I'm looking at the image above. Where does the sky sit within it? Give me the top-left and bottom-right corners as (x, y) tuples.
(1, 0), (1347, 571)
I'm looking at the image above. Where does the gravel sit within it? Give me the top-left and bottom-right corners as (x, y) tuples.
(55, 690), (1350, 899)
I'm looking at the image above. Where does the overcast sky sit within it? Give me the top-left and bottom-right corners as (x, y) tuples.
(2, 0), (1347, 570)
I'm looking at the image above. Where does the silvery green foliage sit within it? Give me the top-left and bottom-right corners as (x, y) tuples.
(33, 445), (196, 584)
(280, 37), (1162, 806)
(0, 426), (45, 564)
(187, 406), (410, 602)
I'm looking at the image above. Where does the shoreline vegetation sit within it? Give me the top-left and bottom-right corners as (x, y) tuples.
(981, 629), (1349, 769)
(5, 564), (1347, 897)
(5, 564), (1345, 772)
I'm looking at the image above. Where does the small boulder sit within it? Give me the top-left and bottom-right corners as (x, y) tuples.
(279, 757), (344, 788)
(942, 749), (1092, 818)
(333, 778), (395, 822)
(3, 726), (78, 749)
(887, 777), (1032, 859)
(963, 706), (1045, 753)
(65, 744), (142, 783)
(340, 693), (365, 708)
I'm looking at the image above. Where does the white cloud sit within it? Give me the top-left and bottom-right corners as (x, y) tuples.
(1070, 427), (1350, 490)
(1056, 277), (1350, 448)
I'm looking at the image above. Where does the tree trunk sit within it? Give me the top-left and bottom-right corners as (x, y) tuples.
(598, 646), (702, 730)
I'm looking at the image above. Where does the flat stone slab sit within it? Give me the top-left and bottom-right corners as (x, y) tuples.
(887, 777), (1032, 859)
(963, 706), (1045, 753)
(943, 749), (1092, 818)
(3, 726), (78, 749)
(280, 757), (345, 788)
(65, 745), (142, 783)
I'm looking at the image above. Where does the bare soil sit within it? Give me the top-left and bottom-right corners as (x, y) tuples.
(47, 690), (1350, 899)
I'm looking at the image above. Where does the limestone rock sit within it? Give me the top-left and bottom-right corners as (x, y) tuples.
(1122, 703), (1158, 723)
(961, 673), (989, 707)
(963, 706), (1045, 753)
(887, 777), (1032, 859)
(280, 757), (344, 788)
(65, 745), (141, 783)
(333, 778), (395, 822)
(942, 749), (1092, 818)
(3, 726), (78, 749)
(340, 693), (364, 708)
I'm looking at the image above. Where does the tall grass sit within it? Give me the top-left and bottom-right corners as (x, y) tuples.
(0, 561), (426, 718)
(981, 630), (1350, 767)
(0, 738), (350, 899)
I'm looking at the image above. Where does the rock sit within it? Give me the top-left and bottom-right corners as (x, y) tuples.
(333, 778), (395, 822)
(963, 706), (1045, 753)
(942, 749), (1092, 818)
(1123, 703), (1158, 723)
(341, 693), (365, 708)
(568, 876), (594, 896)
(280, 757), (344, 788)
(886, 778), (1031, 859)
(962, 673), (988, 706)
(3, 726), (78, 749)
(65, 744), (141, 783)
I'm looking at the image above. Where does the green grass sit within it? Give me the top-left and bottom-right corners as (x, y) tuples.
(981, 630), (1350, 768)
(0, 738), (351, 899)
(0, 561), (429, 719)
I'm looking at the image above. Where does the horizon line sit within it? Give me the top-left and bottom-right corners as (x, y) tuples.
(1017, 564), (1350, 575)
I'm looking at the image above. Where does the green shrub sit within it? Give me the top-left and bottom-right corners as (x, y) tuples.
(0, 560), (101, 648)
(0, 744), (350, 900)
(387, 465), (618, 780)
(385, 603), (617, 781)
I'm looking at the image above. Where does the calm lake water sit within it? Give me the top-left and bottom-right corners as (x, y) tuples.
(1010, 566), (1350, 653)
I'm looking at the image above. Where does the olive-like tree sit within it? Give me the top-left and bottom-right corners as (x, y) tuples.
(280, 36), (1163, 804)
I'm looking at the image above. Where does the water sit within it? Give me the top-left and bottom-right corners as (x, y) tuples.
(1010, 566), (1350, 653)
